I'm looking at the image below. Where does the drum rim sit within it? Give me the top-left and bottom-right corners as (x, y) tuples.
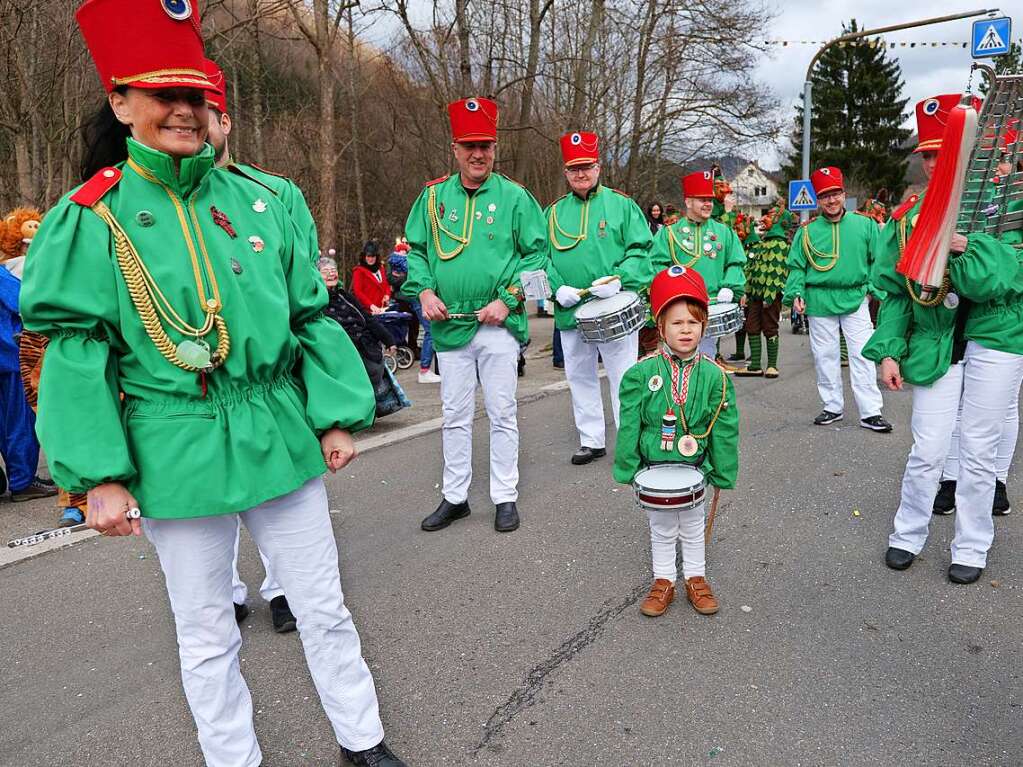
(574, 290), (642, 320)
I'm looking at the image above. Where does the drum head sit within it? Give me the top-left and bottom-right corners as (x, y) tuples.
(575, 290), (640, 320)
(634, 464), (703, 491)
(709, 302), (737, 317)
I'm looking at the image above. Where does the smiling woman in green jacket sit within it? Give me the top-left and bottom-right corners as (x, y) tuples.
(19, 3), (406, 766)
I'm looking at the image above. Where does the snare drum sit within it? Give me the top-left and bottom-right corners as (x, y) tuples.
(706, 302), (743, 338)
(633, 465), (706, 511)
(574, 290), (646, 344)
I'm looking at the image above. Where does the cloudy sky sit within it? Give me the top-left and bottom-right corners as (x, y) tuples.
(756, 2), (1017, 166)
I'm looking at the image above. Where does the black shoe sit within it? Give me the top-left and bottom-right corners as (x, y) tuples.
(10, 479), (59, 502)
(421, 499), (470, 531)
(340, 740), (407, 767)
(571, 446), (606, 465)
(860, 415), (893, 433)
(36, 476), (56, 487)
(993, 480), (1011, 516)
(948, 564), (983, 584)
(885, 547), (915, 571)
(495, 501), (520, 532)
(727, 352), (745, 361)
(270, 595), (297, 634)
(933, 479), (956, 515)
(813, 410), (843, 426)
(234, 602), (250, 623)
(552, 361), (564, 369)
(517, 355), (526, 377)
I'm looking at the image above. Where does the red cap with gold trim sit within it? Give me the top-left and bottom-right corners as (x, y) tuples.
(650, 265), (709, 317)
(681, 171), (714, 199)
(448, 98), (498, 143)
(76, 0), (216, 94)
(202, 58), (227, 113)
(914, 94), (981, 153)
(811, 166), (843, 195)
(560, 131), (599, 167)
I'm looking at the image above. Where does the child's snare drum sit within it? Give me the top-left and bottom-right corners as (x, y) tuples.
(633, 465), (706, 511)
(706, 302), (743, 338)
(574, 290), (646, 344)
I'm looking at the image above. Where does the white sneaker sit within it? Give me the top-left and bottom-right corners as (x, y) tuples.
(418, 370), (441, 383)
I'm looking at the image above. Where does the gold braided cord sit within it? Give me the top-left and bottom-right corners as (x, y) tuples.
(127, 159), (221, 312)
(896, 215), (951, 307)
(663, 356), (729, 440)
(801, 222), (839, 272)
(110, 68), (210, 87)
(548, 196), (589, 251)
(92, 203), (230, 372)
(666, 223), (701, 268)
(427, 186), (475, 261)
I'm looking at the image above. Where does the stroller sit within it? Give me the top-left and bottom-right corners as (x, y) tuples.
(376, 307), (416, 371)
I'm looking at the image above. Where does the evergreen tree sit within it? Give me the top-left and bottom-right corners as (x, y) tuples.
(781, 19), (912, 202)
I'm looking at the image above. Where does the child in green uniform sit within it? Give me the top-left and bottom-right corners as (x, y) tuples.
(614, 266), (739, 618)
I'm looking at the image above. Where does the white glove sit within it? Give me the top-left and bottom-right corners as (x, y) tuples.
(589, 277), (622, 299)
(556, 285), (582, 308)
(716, 288), (734, 304)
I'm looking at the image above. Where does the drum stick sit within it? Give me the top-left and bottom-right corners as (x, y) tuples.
(704, 487), (721, 543)
(577, 275), (620, 299)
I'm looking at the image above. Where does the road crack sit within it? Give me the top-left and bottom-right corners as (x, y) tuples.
(473, 580), (649, 755)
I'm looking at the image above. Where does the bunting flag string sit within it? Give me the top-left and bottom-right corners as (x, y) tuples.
(762, 38), (1022, 49)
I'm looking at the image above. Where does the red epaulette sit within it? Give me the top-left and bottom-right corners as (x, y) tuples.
(424, 175), (449, 187)
(70, 167), (122, 207)
(891, 194), (920, 221)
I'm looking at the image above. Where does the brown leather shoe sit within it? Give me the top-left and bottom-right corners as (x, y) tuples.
(684, 576), (719, 615)
(639, 578), (675, 617)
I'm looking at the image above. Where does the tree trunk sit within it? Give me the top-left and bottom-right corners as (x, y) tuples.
(346, 7), (367, 241)
(568, 0), (604, 128)
(455, 0), (471, 95)
(624, 0), (659, 191)
(314, 0), (337, 248)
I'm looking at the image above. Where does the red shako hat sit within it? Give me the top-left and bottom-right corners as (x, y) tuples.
(202, 58), (227, 113)
(448, 98), (498, 143)
(681, 171), (715, 199)
(650, 265), (709, 318)
(914, 94), (981, 153)
(560, 131), (599, 167)
(811, 166), (844, 195)
(76, 0), (217, 94)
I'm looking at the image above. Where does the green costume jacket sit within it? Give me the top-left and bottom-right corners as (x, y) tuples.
(745, 216), (792, 301)
(544, 184), (654, 331)
(613, 354), (739, 490)
(21, 139), (374, 520)
(651, 216), (746, 299)
(782, 211), (880, 316)
(863, 195), (1023, 385)
(227, 160), (318, 265)
(403, 172), (547, 351)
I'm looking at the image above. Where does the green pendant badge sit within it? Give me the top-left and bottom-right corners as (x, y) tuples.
(177, 339), (211, 369)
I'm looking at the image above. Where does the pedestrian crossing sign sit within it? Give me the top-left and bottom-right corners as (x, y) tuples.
(971, 17), (1011, 59)
(788, 180), (817, 211)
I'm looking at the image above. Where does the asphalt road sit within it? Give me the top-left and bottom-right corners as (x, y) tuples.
(1, 332), (1020, 767)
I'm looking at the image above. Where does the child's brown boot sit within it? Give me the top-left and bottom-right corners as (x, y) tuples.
(684, 576), (719, 615)
(639, 578), (675, 617)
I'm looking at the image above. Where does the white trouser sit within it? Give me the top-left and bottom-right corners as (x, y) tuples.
(942, 381), (1021, 482)
(143, 478), (384, 767)
(436, 324), (519, 504)
(231, 519), (284, 605)
(647, 503), (706, 582)
(889, 343), (1023, 567)
(561, 328), (638, 449)
(806, 299), (883, 418)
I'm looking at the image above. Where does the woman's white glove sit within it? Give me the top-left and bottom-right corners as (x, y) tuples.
(589, 277), (622, 299)
(556, 285), (582, 308)
(716, 288), (734, 304)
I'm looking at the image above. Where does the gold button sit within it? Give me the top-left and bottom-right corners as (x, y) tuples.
(206, 299), (218, 310)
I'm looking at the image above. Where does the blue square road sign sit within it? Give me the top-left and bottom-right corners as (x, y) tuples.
(972, 17), (1011, 59)
(788, 180), (817, 211)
